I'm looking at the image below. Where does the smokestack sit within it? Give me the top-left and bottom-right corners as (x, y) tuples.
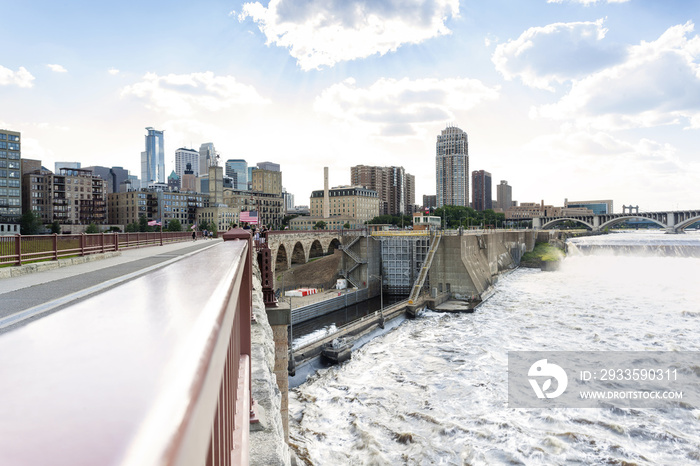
(323, 167), (330, 219)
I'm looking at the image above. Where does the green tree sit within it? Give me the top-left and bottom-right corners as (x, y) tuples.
(138, 216), (152, 232)
(20, 211), (43, 235)
(126, 222), (138, 233)
(282, 214), (298, 227)
(85, 223), (100, 234)
(199, 220), (210, 232)
(313, 220), (327, 230)
(167, 219), (182, 232)
(50, 221), (61, 234)
(343, 222), (351, 229)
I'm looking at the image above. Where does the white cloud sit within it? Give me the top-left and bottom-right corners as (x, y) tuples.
(108, 68), (120, 75)
(238, 0), (459, 70)
(314, 76), (499, 136)
(533, 22), (700, 129)
(47, 64), (68, 73)
(547, 0), (629, 4)
(120, 71), (269, 116)
(492, 18), (626, 91)
(0, 65), (35, 87)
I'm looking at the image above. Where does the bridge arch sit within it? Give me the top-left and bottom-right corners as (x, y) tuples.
(308, 239), (324, 260)
(275, 244), (289, 271)
(290, 241), (306, 265)
(327, 238), (341, 254)
(675, 215), (700, 232)
(541, 217), (594, 230)
(598, 216), (666, 231)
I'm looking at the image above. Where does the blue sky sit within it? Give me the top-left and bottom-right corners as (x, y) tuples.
(2, 0), (699, 211)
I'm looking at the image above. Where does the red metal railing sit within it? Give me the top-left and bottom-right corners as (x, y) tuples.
(0, 229), (253, 465)
(0, 231), (202, 266)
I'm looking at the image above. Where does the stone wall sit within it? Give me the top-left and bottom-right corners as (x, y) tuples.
(250, 258), (291, 466)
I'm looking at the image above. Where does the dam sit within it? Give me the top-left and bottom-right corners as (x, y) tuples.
(285, 229), (540, 377)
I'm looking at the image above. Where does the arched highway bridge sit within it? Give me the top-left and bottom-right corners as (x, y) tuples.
(532, 209), (700, 233)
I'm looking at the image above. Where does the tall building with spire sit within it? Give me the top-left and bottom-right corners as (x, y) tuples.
(435, 126), (469, 208)
(140, 127), (165, 189)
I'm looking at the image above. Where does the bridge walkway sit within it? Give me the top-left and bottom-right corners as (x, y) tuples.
(0, 239), (222, 334)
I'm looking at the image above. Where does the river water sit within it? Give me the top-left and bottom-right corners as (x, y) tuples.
(289, 231), (700, 465)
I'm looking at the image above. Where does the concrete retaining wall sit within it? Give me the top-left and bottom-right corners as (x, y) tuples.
(292, 288), (370, 325)
(430, 231), (536, 298)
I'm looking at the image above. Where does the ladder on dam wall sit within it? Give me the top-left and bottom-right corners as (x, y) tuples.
(408, 231), (441, 304)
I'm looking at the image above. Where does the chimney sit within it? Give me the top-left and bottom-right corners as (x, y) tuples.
(323, 167), (330, 219)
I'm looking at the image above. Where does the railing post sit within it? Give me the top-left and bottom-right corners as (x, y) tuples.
(115, 233), (120, 251)
(101, 232), (106, 253)
(15, 234), (21, 266)
(53, 233), (58, 261)
(80, 233), (86, 256)
(222, 227), (256, 424)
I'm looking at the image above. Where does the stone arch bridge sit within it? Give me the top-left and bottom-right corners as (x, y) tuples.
(264, 230), (362, 274)
(533, 209), (700, 234)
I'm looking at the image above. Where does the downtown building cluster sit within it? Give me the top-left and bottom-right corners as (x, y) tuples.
(1, 127), (287, 235)
(432, 125), (610, 220)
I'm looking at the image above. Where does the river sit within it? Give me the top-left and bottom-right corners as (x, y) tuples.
(289, 231), (700, 465)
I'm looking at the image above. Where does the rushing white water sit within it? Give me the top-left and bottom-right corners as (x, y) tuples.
(289, 232), (700, 465)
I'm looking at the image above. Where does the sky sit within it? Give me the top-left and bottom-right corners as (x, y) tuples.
(1, 0), (699, 212)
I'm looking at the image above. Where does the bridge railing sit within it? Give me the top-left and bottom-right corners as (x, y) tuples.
(0, 229), (253, 465)
(0, 231), (199, 266)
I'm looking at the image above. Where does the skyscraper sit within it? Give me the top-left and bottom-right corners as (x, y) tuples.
(471, 170), (492, 211)
(199, 142), (216, 176)
(435, 126), (469, 208)
(496, 180), (512, 211)
(350, 165), (415, 215)
(141, 127), (165, 189)
(225, 159), (248, 190)
(0, 129), (22, 221)
(175, 148), (200, 180)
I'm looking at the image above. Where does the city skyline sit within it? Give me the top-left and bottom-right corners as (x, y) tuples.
(1, 1), (699, 211)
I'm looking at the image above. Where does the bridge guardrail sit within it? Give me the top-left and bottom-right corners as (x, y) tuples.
(0, 230), (253, 465)
(0, 231), (198, 267)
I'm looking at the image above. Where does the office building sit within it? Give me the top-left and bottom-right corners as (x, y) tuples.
(256, 161), (280, 172)
(564, 199), (613, 215)
(496, 180), (512, 211)
(252, 168), (282, 196)
(282, 188), (294, 213)
(50, 168), (107, 225)
(0, 129), (22, 221)
(199, 143), (216, 176)
(423, 195), (437, 211)
(141, 127), (165, 189)
(167, 171), (180, 191)
(108, 190), (208, 228)
(55, 162), (80, 173)
(350, 165), (415, 216)
(83, 166), (130, 194)
(436, 126), (469, 207)
(471, 170), (492, 211)
(175, 148), (200, 179)
(290, 185), (379, 230)
(22, 166), (53, 224)
(225, 159), (248, 190)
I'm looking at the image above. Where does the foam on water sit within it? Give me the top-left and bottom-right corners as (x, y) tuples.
(290, 233), (700, 465)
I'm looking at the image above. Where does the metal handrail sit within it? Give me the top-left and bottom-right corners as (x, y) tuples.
(0, 231), (198, 266)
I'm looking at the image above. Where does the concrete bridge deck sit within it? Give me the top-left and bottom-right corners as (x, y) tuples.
(0, 238), (222, 333)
